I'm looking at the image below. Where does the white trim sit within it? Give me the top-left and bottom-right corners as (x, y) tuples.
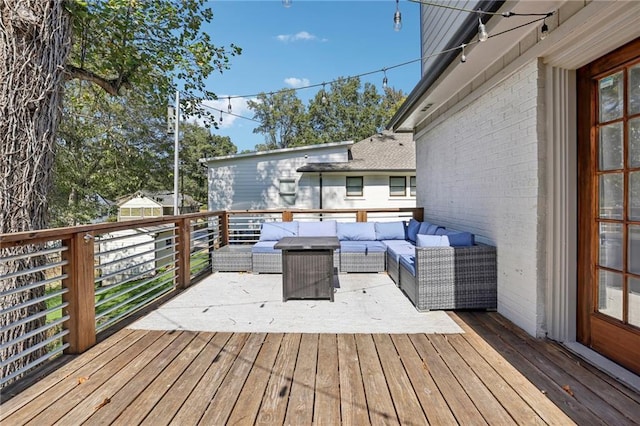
(544, 65), (578, 343)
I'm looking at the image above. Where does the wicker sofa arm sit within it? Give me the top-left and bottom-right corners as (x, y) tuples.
(400, 243), (497, 311)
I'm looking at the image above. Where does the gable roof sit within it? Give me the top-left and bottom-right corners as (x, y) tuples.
(297, 131), (415, 173)
(200, 140), (354, 164)
(117, 190), (200, 208)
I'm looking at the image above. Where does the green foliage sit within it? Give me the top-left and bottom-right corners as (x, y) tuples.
(248, 78), (405, 149)
(51, 81), (174, 226)
(67, 0), (241, 125)
(248, 91), (313, 150)
(51, 1), (242, 225)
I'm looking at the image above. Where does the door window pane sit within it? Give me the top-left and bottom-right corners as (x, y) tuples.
(410, 176), (416, 197)
(599, 173), (624, 219)
(630, 225), (640, 275)
(599, 71), (623, 122)
(631, 172), (640, 221)
(600, 222), (623, 271)
(599, 122), (624, 170)
(598, 269), (623, 320)
(631, 117), (640, 168)
(629, 277), (640, 328)
(629, 63), (640, 115)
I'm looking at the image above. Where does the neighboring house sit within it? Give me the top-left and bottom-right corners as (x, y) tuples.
(95, 225), (174, 287)
(388, 1), (640, 376)
(117, 190), (200, 221)
(201, 131), (416, 211)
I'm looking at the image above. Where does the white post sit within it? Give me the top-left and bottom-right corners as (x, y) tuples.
(173, 90), (180, 215)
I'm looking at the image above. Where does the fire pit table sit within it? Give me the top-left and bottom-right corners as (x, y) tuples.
(274, 236), (340, 302)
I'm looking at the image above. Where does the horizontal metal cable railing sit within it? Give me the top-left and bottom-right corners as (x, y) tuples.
(0, 207), (421, 388)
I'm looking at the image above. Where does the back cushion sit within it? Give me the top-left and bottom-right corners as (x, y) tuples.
(374, 221), (406, 240)
(416, 234), (450, 247)
(258, 221), (299, 241)
(337, 222), (376, 241)
(298, 220), (337, 237)
(446, 231), (475, 247)
(406, 218), (422, 243)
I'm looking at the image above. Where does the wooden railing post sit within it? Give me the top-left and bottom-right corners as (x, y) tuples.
(62, 232), (96, 354)
(177, 218), (191, 290)
(220, 212), (229, 247)
(356, 210), (367, 222)
(282, 211), (293, 222)
(413, 208), (424, 222)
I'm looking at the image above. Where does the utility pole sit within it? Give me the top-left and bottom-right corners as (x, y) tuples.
(172, 90), (180, 215)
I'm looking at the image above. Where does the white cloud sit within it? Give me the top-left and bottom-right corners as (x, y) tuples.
(276, 31), (326, 43)
(284, 77), (310, 88)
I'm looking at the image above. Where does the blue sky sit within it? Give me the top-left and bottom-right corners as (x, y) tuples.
(198, 0), (422, 152)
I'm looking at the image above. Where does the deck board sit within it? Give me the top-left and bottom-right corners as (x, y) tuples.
(2, 312), (639, 425)
(337, 334), (369, 425)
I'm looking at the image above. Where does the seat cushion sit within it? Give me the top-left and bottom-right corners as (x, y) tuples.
(385, 243), (416, 262)
(399, 254), (416, 276)
(251, 241), (281, 253)
(339, 240), (387, 253)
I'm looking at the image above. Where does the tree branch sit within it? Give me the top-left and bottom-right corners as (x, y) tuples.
(65, 65), (128, 96)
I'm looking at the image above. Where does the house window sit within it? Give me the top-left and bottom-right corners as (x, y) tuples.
(410, 176), (416, 197)
(130, 207), (141, 217)
(346, 176), (363, 197)
(389, 176), (406, 197)
(279, 178), (296, 205)
(120, 208), (131, 217)
(279, 179), (296, 196)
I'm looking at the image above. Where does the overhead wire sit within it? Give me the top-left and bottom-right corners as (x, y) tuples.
(182, 3), (554, 124)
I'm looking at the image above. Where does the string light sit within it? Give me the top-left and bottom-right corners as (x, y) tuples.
(478, 16), (488, 42)
(182, 10), (554, 124)
(282, 0), (292, 8)
(540, 18), (549, 40)
(393, 0), (402, 32)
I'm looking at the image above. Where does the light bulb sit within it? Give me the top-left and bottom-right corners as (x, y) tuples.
(460, 44), (467, 63)
(219, 111), (223, 123)
(393, 10), (402, 31)
(321, 84), (327, 105)
(478, 18), (488, 42)
(540, 21), (549, 40)
(227, 97), (232, 113)
(382, 70), (388, 88)
(282, 0), (292, 8)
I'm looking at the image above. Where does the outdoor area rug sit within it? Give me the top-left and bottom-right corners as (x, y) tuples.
(130, 272), (464, 334)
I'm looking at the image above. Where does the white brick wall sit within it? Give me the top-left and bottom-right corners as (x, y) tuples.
(415, 59), (545, 336)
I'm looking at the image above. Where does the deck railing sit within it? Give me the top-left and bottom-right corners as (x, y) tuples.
(0, 207), (422, 387)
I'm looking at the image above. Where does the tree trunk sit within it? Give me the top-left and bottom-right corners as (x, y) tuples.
(0, 1), (71, 386)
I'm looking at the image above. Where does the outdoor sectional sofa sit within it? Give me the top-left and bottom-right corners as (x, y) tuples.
(213, 218), (497, 311)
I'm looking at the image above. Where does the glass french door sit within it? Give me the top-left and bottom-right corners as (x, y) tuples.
(578, 38), (640, 375)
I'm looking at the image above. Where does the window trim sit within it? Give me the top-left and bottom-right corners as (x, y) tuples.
(346, 176), (364, 197)
(389, 176), (407, 197)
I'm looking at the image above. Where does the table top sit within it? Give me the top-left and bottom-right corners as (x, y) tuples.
(274, 236), (340, 250)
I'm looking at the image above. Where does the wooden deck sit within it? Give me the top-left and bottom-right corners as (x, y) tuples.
(1, 312), (639, 425)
